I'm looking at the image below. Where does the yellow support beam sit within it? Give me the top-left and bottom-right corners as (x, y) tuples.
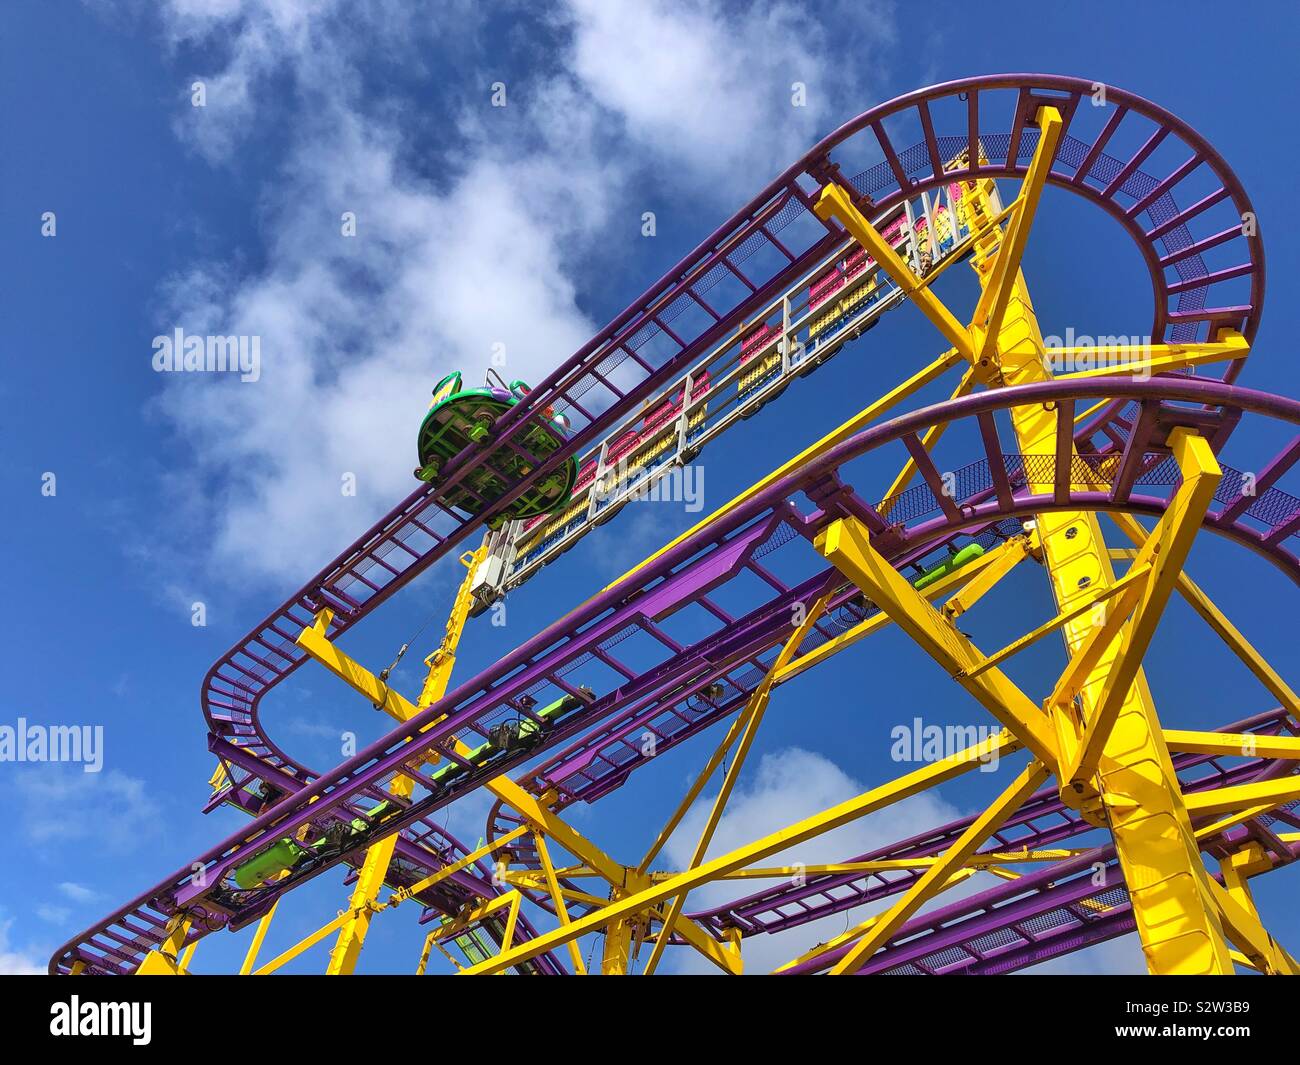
(1164, 730), (1300, 760)
(972, 106), (1063, 356)
(774, 536), (1028, 685)
(1183, 777), (1300, 819)
(254, 911), (352, 975)
(774, 868), (981, 974)
(641, 592), (832, 974)
(1050, 334), (1248, 381)
(942, 533), (1034, 620)
(601, 920), (635, 975)
(829, 760), (1050, 974)
(964, 168), (1234, 974)
(459, 729), (1021, 975)
(1067, 430), (1223, 784)
(718, 849), (1083, 878)
(239, 900), (279, 975)
(533, 832), (587, 975)
(1109, 516), (1300, 723)
(325, 546), (486, 975)
(879, 366), (978, 511)
(296, 617), (741, 975)
(814, 516), (1059, 765)
(815, 183), (976, 362)
(1203, 874), (1300, 975)
(963, 564), (1149, 679)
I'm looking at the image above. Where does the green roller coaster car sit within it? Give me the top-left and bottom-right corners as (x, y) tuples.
(231, 802), (403, 890)
(230, 690), (593, 891)
(414, 370), (579, 530)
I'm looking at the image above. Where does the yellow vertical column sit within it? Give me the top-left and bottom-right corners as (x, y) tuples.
(972, 194), (1232, 972)
(325, 547), (486, 975)
(601, 919), (634, 975)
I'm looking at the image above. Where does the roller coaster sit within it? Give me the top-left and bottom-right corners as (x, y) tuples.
(52, 73), (1300, 976)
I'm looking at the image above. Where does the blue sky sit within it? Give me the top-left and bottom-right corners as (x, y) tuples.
(3, 0), (1300, 975)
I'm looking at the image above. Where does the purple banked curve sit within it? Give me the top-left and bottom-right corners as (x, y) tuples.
(53, 377), (1300, 973)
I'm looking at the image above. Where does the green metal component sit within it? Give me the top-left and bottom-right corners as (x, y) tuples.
(231, 809), (394, 889)
(912, 543), (986, 590)
(427, 690), (590, 786)
(413, 370), (578, 523)
(443, 919), (494, 967)
(233, 838), (303, 890)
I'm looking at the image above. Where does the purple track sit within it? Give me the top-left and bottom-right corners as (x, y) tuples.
(54, 75), (1298, 975)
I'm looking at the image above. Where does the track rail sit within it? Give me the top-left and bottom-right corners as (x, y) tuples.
(201, 72), (1265, 794)
(54, 376), (1300, 973)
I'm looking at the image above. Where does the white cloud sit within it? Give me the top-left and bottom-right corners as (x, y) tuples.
(58, 881), (104, 904)
(9, 768), (158, 852)
(0, 918), (44, 976)
(561, 0), (893, 188)
(36, 905), (71, 925)
(148, 17), (617, 583)
(661, 746), (974, 974)
(129, 0), (897, 588)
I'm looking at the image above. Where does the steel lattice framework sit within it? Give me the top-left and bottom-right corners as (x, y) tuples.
(52, 74), (1300, 977)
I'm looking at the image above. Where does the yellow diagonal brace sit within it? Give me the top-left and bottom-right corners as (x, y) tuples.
(1195, 804), (1279, 841)
(1204, 874), (1300, 974)
(722, 849), (1082, 878)
(964, 564), (1149, 679)
(254, 911), (351, 975)
(972, 106), (1063, 355)
(1183, 777), (1300, 818)
(1164, 730), (1300, 760)
(325, 546), (485, 975)
(429, 892), (518, 958)
(639, 591), (833, 875)
(1051, 333), (1248, 380)
(814, 516), (1059, 765)
(879, 366), (978, 511)
(1109, 515), (1300, 723)
(829, 760), (1050, 975)
(641, 592), (832, 974)
(459, 730), (1021, 975)
(239, 900), (279, 975)
(775, 536), (1024, 684)
(815, 183), (976, 362)
(775, 868), (980, 973)
(296, 624), (739, 974)
(487, 774), (740, 974)
(1044, 574), (1146, 720)
(1069, 429), (1222, 783)
(533, 832), (586, 975)
(609, 346), (965, 589)
(943, 534), (1034, 619)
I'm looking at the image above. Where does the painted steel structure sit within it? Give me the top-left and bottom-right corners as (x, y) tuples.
(52, 74), (1300, 977)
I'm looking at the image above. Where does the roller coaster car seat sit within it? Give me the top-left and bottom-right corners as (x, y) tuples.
(413, 369), (579, 528)
(487, 718), (543, 753)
